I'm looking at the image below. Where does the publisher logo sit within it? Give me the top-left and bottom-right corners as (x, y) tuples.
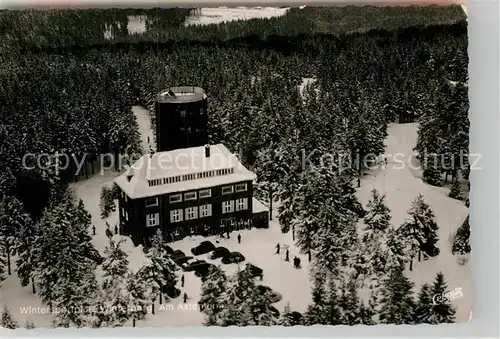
(432, 287), (463, 305)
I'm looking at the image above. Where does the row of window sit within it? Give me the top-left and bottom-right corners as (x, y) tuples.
(179, 108), (205, 118)
(144, 183), (248, 208)
(145, 198), (249, 227)
(148, 168), (235, 187)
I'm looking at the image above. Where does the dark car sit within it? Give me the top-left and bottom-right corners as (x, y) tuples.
(164, 245), (174, 255)
(194, 263), (217, 279)
(172, 249), (185, 257)
(221, 251), (245, 264)
(162, 284), (181, 298)
(173, 255), (193, 265)
(182, 259), (207, 272)
(256, 285), (282, 303)
(191, 241), (216, 256)
(209, 246), (230, 259)
(246, 263), (263, 278)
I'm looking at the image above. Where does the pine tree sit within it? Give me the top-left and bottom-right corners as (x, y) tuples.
(13, 219), (38, 293)
(280, 303), (302, 326)
(364, 189), (391, 235)
(426, 273), (456, 324)
(199, 265), (228, 326)
(125, 270), (152, 327)
(378, 268), (415, 325)
(0, 235), (6, 286)
(100, 186), (116, 219)
(0, 196), (31, 280)
(399, 194), (439, 264)
(139, 229), (178, 305)
(414, 283), (433, 323)
(304, 271), (330, 325)
(337, 281), (361, 325)
(216, 267), (255, 326)
(34, 200), (99, 327)
(448, 179), (462, 200)
(73, 199), (103, 264)
(452, 215), (470, 256)
(1, 305), (19, 329)
(92, 237), (131, 328)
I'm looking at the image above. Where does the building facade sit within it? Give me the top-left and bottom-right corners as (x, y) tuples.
(114, 144), (268, 245)
(155, 87), (208, 152)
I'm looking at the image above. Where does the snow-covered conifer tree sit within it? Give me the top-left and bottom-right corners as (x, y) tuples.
(125, 270), (152, 327)
(378, 268), (415, 325)
(1, 305), (19, 329)
(199, 265), (228, 326)
(364, 189), (391, 235)
(139, 229), (178, 305)
(304, 271), (330, 325)
(448, 179), (463, 200)
(13, 219), (38, 293)
(452, 215), (470, 256)
(417, 273), (456, 324)
(100, 186), (116, 219)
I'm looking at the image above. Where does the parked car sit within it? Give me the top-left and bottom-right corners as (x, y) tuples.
(221, 251), (245, 264)
(191, 241), (216, 256)
(256, 285), (282, 303)
(246, 263), (263, 278)
(194, 263), (217, 279)
(209, 246), (230, 259)
(182, 259), (207, 272)
(173, 255), (193, 265)
(172, 249), (185, 257)
(162, 284), (181, 298)
(164, 245), (174, 255)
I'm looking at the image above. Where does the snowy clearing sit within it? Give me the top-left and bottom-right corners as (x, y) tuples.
(184, 7), (290, 27)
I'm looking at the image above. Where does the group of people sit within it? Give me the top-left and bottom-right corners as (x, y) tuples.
(276, 243), (301, 269)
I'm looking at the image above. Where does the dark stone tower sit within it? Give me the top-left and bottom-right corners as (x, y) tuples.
(155, 86), (208, 152)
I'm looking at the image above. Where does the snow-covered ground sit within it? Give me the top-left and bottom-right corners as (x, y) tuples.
(461, 4), (468, 20)
(184, 7), (290, 27)
(132, 105), (154, 152)
(1, 110), (470, 327)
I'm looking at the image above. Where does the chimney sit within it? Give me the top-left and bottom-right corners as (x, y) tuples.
(205, 144), (210, 158)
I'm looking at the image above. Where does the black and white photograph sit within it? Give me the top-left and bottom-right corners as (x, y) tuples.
(0, 1), (470, 329)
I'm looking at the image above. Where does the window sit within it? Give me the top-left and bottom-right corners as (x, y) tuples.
(199, 204), (212, 217)
(184, 192), (197, 201)
(236, 198), (248, 211)
(125, 211), (129, 221)
(145, 197), (158, 207)
(121, 208), (125, 217)
(146, 213), (159, 227)
(185, 206), (198, 220)
(180, 110), (186, 118)
(169, 194), (182, 203)
(235, 183), (247, 192)
(200, 108), (205, 115)
(170, 209), (183, 223)
(199, 189), (211, 198)
(222, 200), (234, 214)
(222, 185), (234, 195)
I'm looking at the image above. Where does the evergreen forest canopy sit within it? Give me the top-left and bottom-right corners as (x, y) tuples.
(0, 5), (469, 327)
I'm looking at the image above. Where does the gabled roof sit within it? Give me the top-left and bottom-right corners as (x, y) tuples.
(114, 144), (256, 199)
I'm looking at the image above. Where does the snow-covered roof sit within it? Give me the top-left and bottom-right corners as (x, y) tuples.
(252, 197), (268, 214)
(156, 86), (207, 103)
(115, 144), (256, 199)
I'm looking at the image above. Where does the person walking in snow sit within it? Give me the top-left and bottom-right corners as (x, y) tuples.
(183, 292), (188, 303)
(114, 224), (118, 235)
(276, 243), (280, 254)
(285, 249), (289, 261)
(105, 227), (112, 239)
(237, 234), (241, 244)
(357, 178), (361, 188)
(92, 225), (96, 236)
(226, 230), (230, 239)
(181, 274), (185, 288)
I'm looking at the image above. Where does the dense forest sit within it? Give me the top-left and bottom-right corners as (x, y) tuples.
(0, 5), (468, 327)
